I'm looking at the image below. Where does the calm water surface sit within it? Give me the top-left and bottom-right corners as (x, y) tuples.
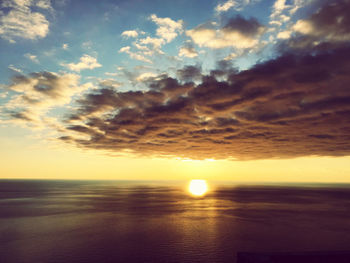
(1, 180), (350, 263)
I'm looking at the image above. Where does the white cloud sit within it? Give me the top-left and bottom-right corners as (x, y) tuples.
(62, 54), (102, 72)
(139, 36), (165, 49)
(215, 0), (256, 13)
(270, 0), (287, 19)
(292, 20), (313, 35)
(2, 72), (86, 125)
(149, 14), (183, 43)
(119, 46), (152, 63)
(62, 43), (69, 50)
(121, 30), (138, 38)
(128, 53), (152, 63)
(0, 0), (50, 42)
(269, 0), (312, 37)
(134, 43), (149, 51)
(8, 64), (22, 73)
(215, 0), (236, 13)
(277, 30), (291, 39)
(136, 72), (157, 82)
(269, 20), (282, 26)
(119, 46), (131, 53)
(24, 53), (39, 63)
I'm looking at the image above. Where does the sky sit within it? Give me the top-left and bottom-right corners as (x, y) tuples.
(1, 0), (350, 182)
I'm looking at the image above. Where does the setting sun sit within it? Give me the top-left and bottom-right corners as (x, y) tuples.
(188, 180), (208, 196)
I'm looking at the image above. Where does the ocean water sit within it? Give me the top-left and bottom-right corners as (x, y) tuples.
(0, 180), (350, 263)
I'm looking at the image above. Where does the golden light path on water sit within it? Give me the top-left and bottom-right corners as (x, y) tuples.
(188, 180), (208, 196)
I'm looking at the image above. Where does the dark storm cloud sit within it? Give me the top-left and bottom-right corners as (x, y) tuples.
(186, 15), (265, 49)
(223, 15), (263, 37)
(176, 65), (202, 82)
(61, 41), (350, 159)
(282, 0), (350, 52)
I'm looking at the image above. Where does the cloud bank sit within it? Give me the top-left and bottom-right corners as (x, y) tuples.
(2, 0), (350, 161)
(59, 42), (350, 159)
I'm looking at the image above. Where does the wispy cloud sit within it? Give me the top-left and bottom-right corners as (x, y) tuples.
(0, 0), (51, 42)
(1, 72), (87, 126)
(215, 0), (257, 13)
(215, 0), (237, 13)
(24, 53), (39, 63)
(119, 46), (152, 63)
(8, 64), (22, 73)
(269, 0), (313, 41)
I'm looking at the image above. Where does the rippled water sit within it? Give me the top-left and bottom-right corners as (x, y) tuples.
(1, 180), (350, 262)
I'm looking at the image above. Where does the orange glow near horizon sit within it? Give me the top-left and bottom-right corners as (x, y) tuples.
(1, 133), (350, 182)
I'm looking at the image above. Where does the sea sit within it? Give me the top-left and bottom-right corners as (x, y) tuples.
(0, 180), (350, 263)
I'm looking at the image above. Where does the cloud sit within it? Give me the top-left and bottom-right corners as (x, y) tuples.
(269, 0), (312, 41)
(223, 53), (237, 60)
(35, 0), (53, 10)
(0, 0), (50, 42)
(270, 0), (287, 19)
(187, 16), (265, 49)
(119, 46), (152, 63)
(278, 0), (350, 52)
(24, 53), (39, 63)
(139, 36), (165, 49)
(62, 54), (102, 72)
(179, 42), (198, 58)
(8, 64), (22, 73)
(136, 72), (157, 82)
(277, 30), (291, 39)
(56, 42), (350, 160)
(176, 65), (202, 82)
(121, 15), (182, 60)
(99, 79), (122, 89)
(215, 0), (257, 13)
(1, 72), (86, 125)
(2, 0), (349, 161)
(293, 0), (350, 43)
(121, 30), (138, 38)
(149, 14), (183, 43)
(215, 0), (237, 13)
(62, 43), (69, 50)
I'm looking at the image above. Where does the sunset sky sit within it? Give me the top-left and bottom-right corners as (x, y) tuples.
(1, 0), (350, 182)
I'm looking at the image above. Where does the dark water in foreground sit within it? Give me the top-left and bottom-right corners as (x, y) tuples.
(1, 180), (350, 263)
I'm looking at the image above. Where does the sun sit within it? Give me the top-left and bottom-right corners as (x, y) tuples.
(188, 180), (208, 196)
